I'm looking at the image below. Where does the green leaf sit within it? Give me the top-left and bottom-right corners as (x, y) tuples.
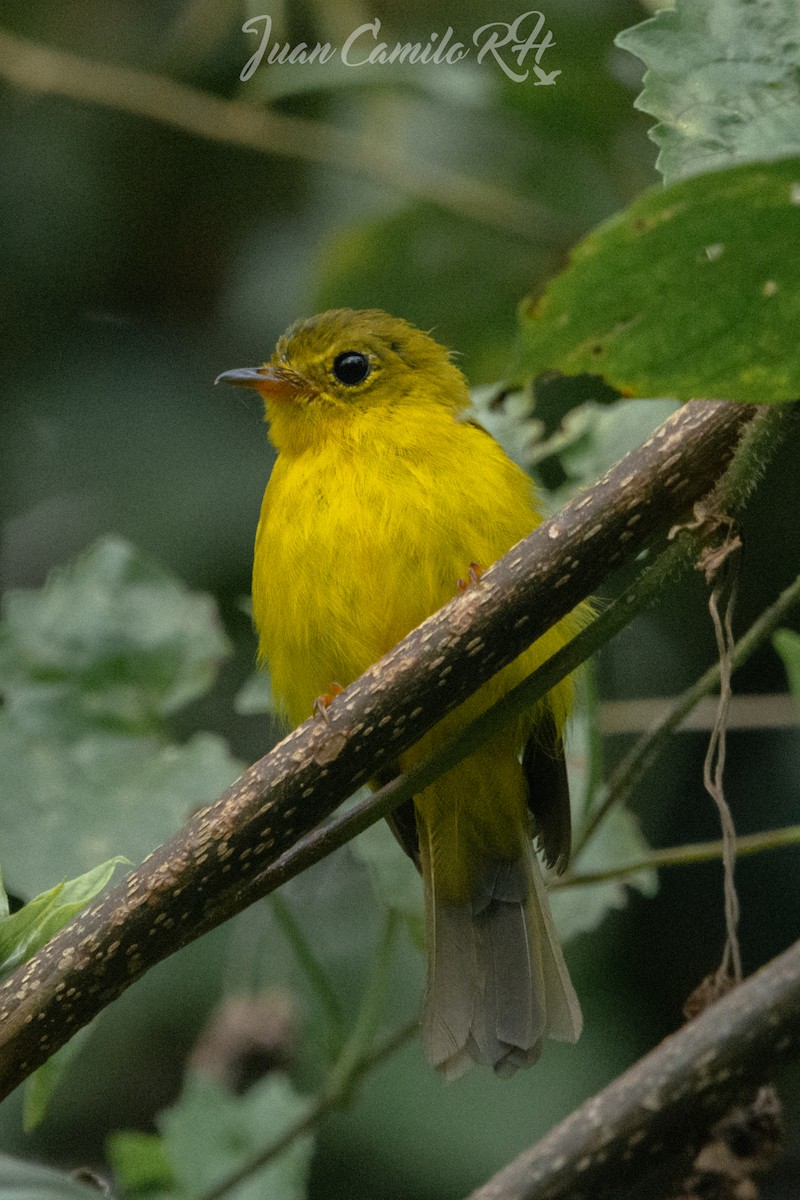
(772, 628), (800, 718)
(106, 1131), (175, 1197)
(616, 0), (800, 185)
(550, 806), (659, 941)
(556, 399), (681, 485)
(0, 536), (231, 739)
(13, 880), (98, 1128)
(515, 157), (800, 404)
(0, 1154), (103, 1199)
(234, 671), (275, 716)
(0, 858), (126, 981)
(549, 707), (658, 941)
(0, 721), (241, 899)
(157, 1072), (313, 1200)
(23, 1027), (93, 1133)
(0, 539), (242, 900)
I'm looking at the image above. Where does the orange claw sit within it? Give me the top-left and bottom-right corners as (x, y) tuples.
(457, 562), (484, 593)
(313, 681), (344, 721)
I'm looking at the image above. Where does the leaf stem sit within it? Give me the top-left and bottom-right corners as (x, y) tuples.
(325, 911), (400, 1100)
(555, 823), (800, 889)
(267, 893), (345, 1054)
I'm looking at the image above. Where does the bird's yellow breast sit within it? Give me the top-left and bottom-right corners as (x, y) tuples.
(252, 400), (563, 729)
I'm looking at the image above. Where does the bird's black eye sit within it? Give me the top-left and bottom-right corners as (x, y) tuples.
(332, 351), (370, 386)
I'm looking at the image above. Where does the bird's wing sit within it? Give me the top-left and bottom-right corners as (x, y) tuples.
(522, 709), (572, 875)
(385, 799), (421, 869)
(371, 765), (421, 869)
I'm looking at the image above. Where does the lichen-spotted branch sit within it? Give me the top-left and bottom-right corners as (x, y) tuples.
(468, 938), (800, 1200)
(0, 400), (755, 1099)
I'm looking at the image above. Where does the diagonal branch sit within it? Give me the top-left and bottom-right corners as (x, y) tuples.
(467, 937), (800, 1200)
(0, 399), (756, 1099)
(0, 27), (569, 244)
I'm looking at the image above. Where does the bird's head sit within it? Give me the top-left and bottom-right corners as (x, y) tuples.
(216, 308), (470, 452)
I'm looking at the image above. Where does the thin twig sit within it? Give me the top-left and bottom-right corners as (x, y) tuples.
(575, 567), (800, 858)
(554, 823), (800, 889)
(0, 27), (572, 244)
(598, 692), (798, 733)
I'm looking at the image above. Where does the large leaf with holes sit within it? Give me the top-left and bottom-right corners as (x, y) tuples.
(515, 157), (800, 404)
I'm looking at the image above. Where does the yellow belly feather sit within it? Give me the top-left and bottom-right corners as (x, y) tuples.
(253, 403), (577, 905)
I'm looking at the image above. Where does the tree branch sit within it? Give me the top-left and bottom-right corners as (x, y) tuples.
(467, 938), (800, 1200)
(0, 27), (570, 244)
(0, 399), (756, 1099)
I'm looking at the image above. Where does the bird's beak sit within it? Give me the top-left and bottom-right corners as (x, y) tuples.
(214, 364), (305, 400)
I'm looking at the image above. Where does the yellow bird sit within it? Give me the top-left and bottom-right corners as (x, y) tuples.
(218, 309), (583, 1078)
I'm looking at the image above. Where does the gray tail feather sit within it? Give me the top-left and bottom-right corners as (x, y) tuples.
(423, 852), (581, 1080)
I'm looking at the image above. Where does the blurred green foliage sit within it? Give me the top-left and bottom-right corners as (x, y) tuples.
(110, 1072), (313, 1200)
(0, 538), (240, 897)
(1, 0), (800, 1197)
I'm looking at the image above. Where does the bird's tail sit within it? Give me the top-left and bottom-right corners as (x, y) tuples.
(419, 818), (582, 1080)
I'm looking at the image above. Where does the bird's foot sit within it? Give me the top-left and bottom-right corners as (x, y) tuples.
(313, 682), (344, 722)
(457, 562), (484, 593)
